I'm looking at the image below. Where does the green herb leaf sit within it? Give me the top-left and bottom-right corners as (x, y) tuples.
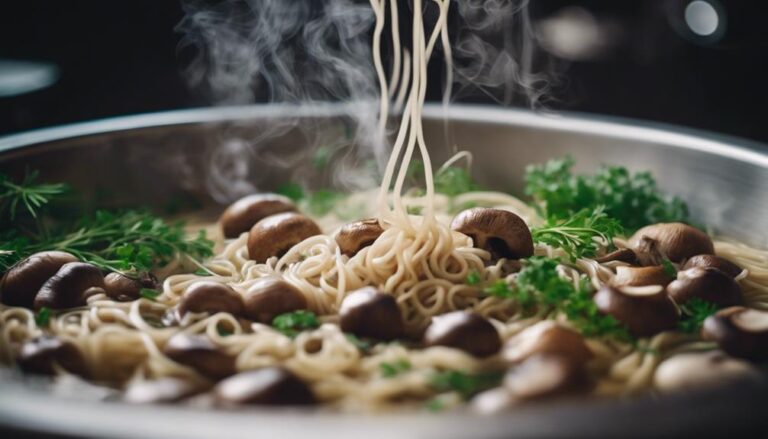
(531, 206), (623, 261)
(35, 307), (51, 327)
(345, 333), (373, 352)
(276, 183), (305, 202)
(379, 359), (412, 378)
(429, 370), (503, 399)
(466, 270), (481, 286)
(662, 258), (678, 278)
(194, 268), (213, 277)
(0, 170), (68, 221)
(306, 190), (343, 216)
(407, 160), (481, 197)
(678, 298), (718, 333)
(139, 288), (160, 301)
(272, 310), (320, 337)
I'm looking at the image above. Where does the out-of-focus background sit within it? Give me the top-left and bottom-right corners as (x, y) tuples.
(1, 0), (767, 142)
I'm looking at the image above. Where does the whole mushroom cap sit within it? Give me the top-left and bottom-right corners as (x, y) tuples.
(339, 287), (404, 341)
(0, 251), (78, 309)
(162, 333), (235, 379)
(451, 208), (534, 260)
(243, 277), (307, 323)
(335, 218), (384, 257)
(654, 350), (762, 393)
(33, 262), (105, 310)
(247, 212), (322, 263)
(214, 367), (316, 406)
(613, 265), (674, 287)
(17, 335), (87, 376)
(177, 281), (244, 317)
(629, 222), (714, 264)
(683, 254), (743, 278)
(667, 267), (743, 307)
(503, 321), (592, 365)
(219, 193), (297, 239)
(594, 284), (679, 337)
(424, 311), (501, 357)
(702, 306), (768, 361)
(503, 354), (591, 401)
(104, 271), (157, 302)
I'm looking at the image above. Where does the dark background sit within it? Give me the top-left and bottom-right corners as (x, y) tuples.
(1, 0), (767, 143)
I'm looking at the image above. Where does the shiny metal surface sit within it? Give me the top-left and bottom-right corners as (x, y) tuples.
(0, 104), (767, 438)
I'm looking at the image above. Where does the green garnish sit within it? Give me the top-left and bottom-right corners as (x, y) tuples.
(0, 170), (68, 221)
(678, 298), (718, 333)
(276, 182), (343, 217)
(379, 359), (412, 378)
(194, 268), (213, 277)
(139, 288), (160, 301)
(276, 183), (305, 202)
(484, 279), (515, 299)
(406, 205), (423, 215)
(531, 207), (623, 261)
(407, 160), (481, 197)
(272, 310), (320, 337)
(35, 307), (51, 327)
(524, 156), (689, 232)
(429, 370), (503, 399)
(345, 333), (373, 352)
(662, 258), (678, 278)
(465, 270), (481, 286)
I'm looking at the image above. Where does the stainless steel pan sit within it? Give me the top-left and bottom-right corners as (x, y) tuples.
(0, 104), (766, 438)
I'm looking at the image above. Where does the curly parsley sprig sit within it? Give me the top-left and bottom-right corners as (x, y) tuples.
(531, 206), (623, 261)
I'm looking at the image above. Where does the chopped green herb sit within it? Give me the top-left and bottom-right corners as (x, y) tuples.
(0, 170), (68, 221)
(465, 270), (481, 286)
(345, 333), (373, 352)
(139, 288), (160, 301)
(678, 298), (718, 333)
(662, 258), (678, 278)
(484, 280), (515, 299)
(379, 359), (412, 378)
(194, 268), (213, 276)
(35, 307), (51, 327)
(406, 205), (423, 215)
(276, 183), (305, 202)
(272, 310), (320, 337)
(531, 206), (623, 261)
(429, 370), (503, 399)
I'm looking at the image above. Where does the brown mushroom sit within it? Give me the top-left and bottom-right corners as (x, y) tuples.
(33, 262), (105, 310)
(219, 193), (297, 239)
(247, 212), (322, 263)
(595, 248), (638, 265)
(178, 281), (244, 317)
(683, 254), (743, 278)
(335, 218), (384, 257)
(423, 311), (501, 357)
(17, 335), (87, 376)
(594, 284), (679, 337)
(503, 321), (592, 365)
(450, 208), (533, 260)
(104, 271), (158, 302)
(243, 277), (306, 323)
(162, 333), (235, 379)
(0, 251), (78, 309)
(612, 265), (674, 287)
(339, 287), (404, 341)
(667, 267), (742, 307)
(123, 377), (206, 404)
(702, 306), (768, 361)
(214, 367), (316, 406)
(654, 351), (762, 392)
(628, 222), (714, 264)
(503, 354), (591, 401)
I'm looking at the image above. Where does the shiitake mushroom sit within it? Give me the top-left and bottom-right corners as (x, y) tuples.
(219, 193), (297, 239)
(243, 277), (307, 323)
(423, 311), (501, 357)
(339, 287), (404, 341)
(214, 367), (316, 406)
(33, 262), (105, 310)
(162, 333), (236, 379)
(17, 335), (87, 376)
(177, 281), (244, 317)
(628, 223), (714, 264)
(503, 321), (592, 365)
(451, 208), (533, 260)
(667, 267), (742, 307)
(702, 306), (768, 361)
(247, 213), (322, 263)
(683, 254), (743, 278)
(0, 251), (78, 309)
(335, 219), (384, 257)
(104, 271), (158, 302)
(594, 284), (679, 337)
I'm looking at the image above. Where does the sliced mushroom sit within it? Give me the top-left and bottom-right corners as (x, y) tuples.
(503, 321), (592, 365)
(178, 281), (244, 317)
(595, 248), (637, 265)
(628, 222), (714, 264)
(162, 333), (235, 379)
(594, 284), (678, 337)
(683, 254), (743, 278)
(214, 367), (316, 406)
(503, 354), (590, 401)
(450, 208), (533, 260)
(667, 267), (742, 307)
(17, 335), (87, 376)
(613, 265), (674, 287)
(219, 193), (297, 239)
(0, 251), (78, 309)
(104, 271), (157, 302)
(33, 262), (105, 310)
(243, 277), (307, 323)
(654, 351), (762, 393)
(247, 212), (322, 263)
(123, 377), (205, 404)
(339, 287), (404, 341)
(335, 218), (384, 257)
(702, 306), (768, 361)
(424, 311), (501, 357)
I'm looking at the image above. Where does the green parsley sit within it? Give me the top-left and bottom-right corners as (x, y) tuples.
(139, 288), (160, 301)
(35, 307), (51, 327)
(276, 183), (305, 202)
(345, 333), (373, 352)
(194, 268), (213, 277)
(272, 310), (320, 337)
(662, 258), (678, 278)
(407, 160), (481, 197)
(484, 279), (515, 299)
(531, 207), (623, 261)
(379, 359), (412, 378)
(429, 370), (503, 399)
(678, 298), (719, 333)
(0, 170), (68, 221)
(465, 270), (481, 286)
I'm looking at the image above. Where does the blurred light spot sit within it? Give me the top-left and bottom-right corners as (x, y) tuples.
(536, 7), (621, 62)
(0, 59), (59, 97)
(685, 1), (719, 36)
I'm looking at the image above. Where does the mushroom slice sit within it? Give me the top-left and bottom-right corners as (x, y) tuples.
(702, 306), (768, 361)
(247, 212), (322, 263)
(593, 284), (678, 337)
(177, 281), (244, 317)
(339, 287), (404, 341)
(503, 354), (591, 401)
(628, 222), (714, 264)
(214, 367), (316, 406)
(450, 208), (534, 260)
(424, 311), (501, 357)
(17, 335), (87, 376)
(503, 321), (592, 365)
(124, 377), (206, 404)
(162, 333), (236, 379)
(335, 218), (384, 257)
(104, 271), (157, 302)
(667, 267), (742, 307)
(595, 248), (637, 264)
(243, 277), (307, 323)
(654, 351), (762, 393)
(33, 262), (105, 310)
(683, 254), (743, 278)
(0, 251), (78, 309)
(219, 193), (297, 239)
(613, 265), (674, 287)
